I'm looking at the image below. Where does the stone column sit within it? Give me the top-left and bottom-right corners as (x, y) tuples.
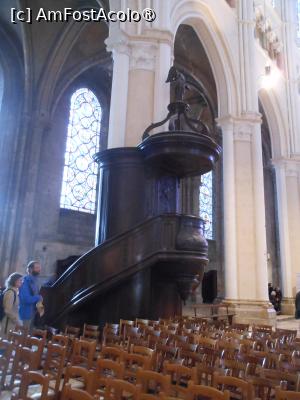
(106, 28), (172, 148)
(105, 34), (130, 149)
(274, 159), (300, 314)
(219, 115), (276, 325)
(273, 159), (293, 313)
(217, 117), (238, 301)
(125, 41), (157, 146)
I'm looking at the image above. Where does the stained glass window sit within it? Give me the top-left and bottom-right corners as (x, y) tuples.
(199, 171), (214, 239)
(60, 88), (101, 213)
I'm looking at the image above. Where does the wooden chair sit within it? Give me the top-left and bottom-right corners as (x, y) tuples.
(64, 326), (81, 338)
(70, 339), (97, 369)
(103, 378), (140, 400)
(187, 382), (230, 400)
(275, 386), (300, 399)
(43, 342), (67, 394)
(231, 323), (250, 333)
(197, 337), (217, 349)
(252, 325), (273, 335)
(11, 371), (51, 400)
(102, 332), (123, 347)
(148, 334), (167, 350)
(63, 365), (94, 392)
(154, 344), (178, 372)
(119, 319), (135, 340)
(178, 349), (203, 368)
(10, 345), (40, 388)
(7, 331), (26, 348)
(163, 362), (197, 397)
(136, 319), (150, 328)
(82, 324), (100, 342)
(52, 334), (69, 348)
(130, 345), (155, 367)
(213, 372), (254, 400)
(99, 346), (125, 362)
(167, 334), (187, 346)
(122, 352), (152, 381)
(61, 383), (95, 400)
(31, 328), (48, 341)
(220, 358), (248, 379)
(136, 370), (171, 395)
(0, 339), (14, 390)
(24, 335), (45, 368)
(91, 358), (125, 397)
(260, 368), (300, 392)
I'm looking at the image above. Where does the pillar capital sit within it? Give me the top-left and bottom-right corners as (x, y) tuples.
(272, 158), (300, 177)
(129, 40), (158, 71)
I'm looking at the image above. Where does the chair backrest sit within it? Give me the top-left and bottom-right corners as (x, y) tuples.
(52, 334), (70, 347)
(31, 328), (48, 341)
(103, 378), (140, 400)
(43, 342), (67, 393)
(99, 346), (125, 362)
(82, 324), (100, 341)
(122, 352), (152, 380)
(14, 371), (50, 400)
(70, 339), (97, 369)
(24, 335), (45, 367)
(119, 319), (135, 338)
(136, 370), (171, 394)
(8, 330), (26, 347)
(0, 339), (15, 388)
(163, 362), (197, 395)
(187, 383), (230, 400)
(63, 365), (94, 393)
(11, 345), (40, 385)
(213, 373), (254, 400)
(197, 337), (217, 349)
(64, 326), (81, 338)
(131, 345), (155, 358)
(95, 358), (125, 378)
(61, 383), (94, 400)
(154, 344), (178, 372)
(275, 386), (300, 400)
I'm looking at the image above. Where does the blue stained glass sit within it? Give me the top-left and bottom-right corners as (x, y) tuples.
(199, 171), (214, 239)
(60, 88), (101, 213)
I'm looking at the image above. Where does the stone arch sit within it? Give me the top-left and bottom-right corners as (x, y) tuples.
(258, 89), (289, 159)
(170, 0), (240, 117)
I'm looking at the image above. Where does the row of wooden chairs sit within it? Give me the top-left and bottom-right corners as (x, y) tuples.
(12, 366), (300, 400)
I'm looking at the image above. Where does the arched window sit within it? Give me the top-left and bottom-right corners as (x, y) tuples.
(60, 88), (101, 214)
(199, 171), (214, 239)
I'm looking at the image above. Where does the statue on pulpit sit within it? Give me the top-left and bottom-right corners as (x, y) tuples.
(166, 66), (187, 101)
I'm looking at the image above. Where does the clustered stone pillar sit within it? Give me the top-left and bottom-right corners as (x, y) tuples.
(273, 159), (300, 314)
(219, 115), (275, 325)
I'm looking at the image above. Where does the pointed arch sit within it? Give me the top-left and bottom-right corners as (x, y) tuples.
(170, 0), (240, 117)
(259, 88), (289, 159)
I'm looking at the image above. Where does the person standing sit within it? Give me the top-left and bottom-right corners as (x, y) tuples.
(0, 272), (23, 338)
(19, 261), (42, 331)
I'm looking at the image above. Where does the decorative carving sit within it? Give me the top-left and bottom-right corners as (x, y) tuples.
(130, 42), (157, 71)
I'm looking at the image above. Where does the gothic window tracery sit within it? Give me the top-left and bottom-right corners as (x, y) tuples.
(199, 171), (214, 239)
(60, 88), (101, 214)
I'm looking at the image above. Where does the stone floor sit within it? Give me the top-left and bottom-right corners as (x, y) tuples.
(276, 314), (300, 335)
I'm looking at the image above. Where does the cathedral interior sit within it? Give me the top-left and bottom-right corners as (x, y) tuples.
(1, 0), (300, 398)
